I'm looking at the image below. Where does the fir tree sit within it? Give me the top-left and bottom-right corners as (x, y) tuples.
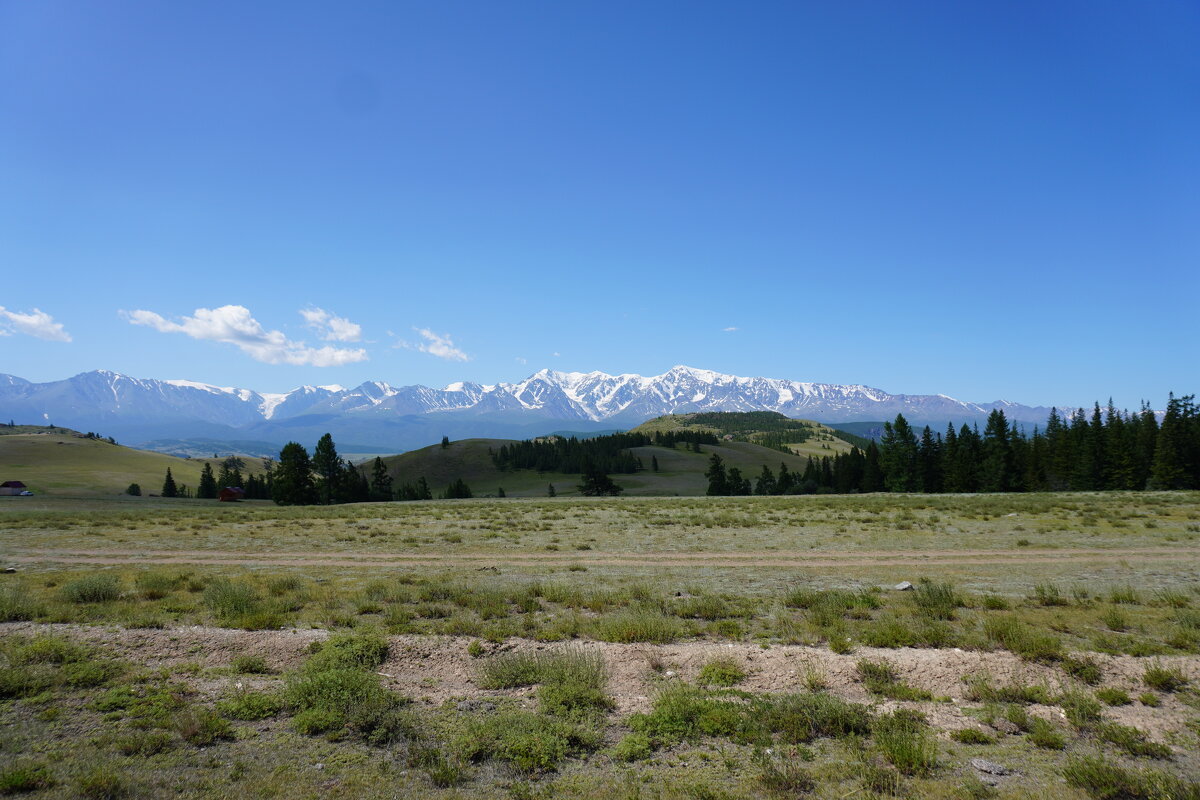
(161, 468), (178, 498)
(979, 409), (1013, 492)
(704, 454), (728, 495)
(578, 462), (623, 496)
(441, 436), (450, 449)
(125, 483), (141, 496)
(197, 463), (218, 499)
(754, 464), (777, 495)
(651, 455), (659, 472)
(369, 457), (393, 502)
(547, 483), (556, 497)
(312, 433), (341, 504)
(273, 442), (317, 505)
(880, 414), (919, 492)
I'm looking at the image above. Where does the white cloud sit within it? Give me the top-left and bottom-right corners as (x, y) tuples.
(395, 328), (470, 362)
(0, 306), (72, 342)
(722, 326), (739, 332)
(123, 305), (367, 367)
(552, 351), (561, 357)
(299, 307), (362, 342)
(514, 356), (527, 365)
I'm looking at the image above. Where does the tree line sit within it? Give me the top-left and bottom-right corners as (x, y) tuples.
(490, 429), (719, 475)
(703, 394), (1200, 495)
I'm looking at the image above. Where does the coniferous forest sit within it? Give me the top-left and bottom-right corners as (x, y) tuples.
(731, 394), (1200, 496)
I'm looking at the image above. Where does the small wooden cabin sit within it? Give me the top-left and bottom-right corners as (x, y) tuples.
(0, 481), (27, 496)
(218, 487), (246, 502)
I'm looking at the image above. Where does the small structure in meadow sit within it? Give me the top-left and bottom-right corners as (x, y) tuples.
(218, 487), (246, 502)
(0, 480), (27, 496)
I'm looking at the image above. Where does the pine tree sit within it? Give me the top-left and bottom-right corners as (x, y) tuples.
(754, 464), (777, 495)
(197, 463), (218, 499)
(442, 478), (473, 499)
(125, 483), (141, 496)
(651, 455), (659, 472)
(417, 476), (432, 500)
(880, 414), (919, 492)
(861, 442), (884, 492)
(441, 436), (450, 449)
(917, 426), (943, 493)
(704, 454), (728, 495)
(369, 457), (393, 501)
(979, 409), (1013, 492)
(312, 433), (341, 504)
(578, 462), (622, 496)
(273, 442), (317, 505)
(1151, 394), (1198, 489)
(161, 468), (178, 498)
(547, 483), (556, 497)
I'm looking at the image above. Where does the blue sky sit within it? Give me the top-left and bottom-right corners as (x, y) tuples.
(2, 1), (1196, 410)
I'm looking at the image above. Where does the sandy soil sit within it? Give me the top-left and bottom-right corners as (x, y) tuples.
(3, 622), (1196, 747)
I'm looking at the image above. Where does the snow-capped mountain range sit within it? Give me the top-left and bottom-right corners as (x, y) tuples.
(0, 366), (1059, 454)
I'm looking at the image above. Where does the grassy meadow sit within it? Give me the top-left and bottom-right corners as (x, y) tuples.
(2, 491), (1199, 798)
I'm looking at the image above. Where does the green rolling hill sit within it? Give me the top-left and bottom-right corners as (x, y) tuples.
(0, 426), (264, 497)
(380, 413), (865, 498)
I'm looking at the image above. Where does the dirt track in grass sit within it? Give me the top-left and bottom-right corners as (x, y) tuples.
(4, 545), (1195, 570)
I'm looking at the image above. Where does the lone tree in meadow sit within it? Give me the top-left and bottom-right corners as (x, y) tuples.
(578, 462), (622, 496)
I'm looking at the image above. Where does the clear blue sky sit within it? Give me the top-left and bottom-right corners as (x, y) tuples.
(2, 1), (1196, 409)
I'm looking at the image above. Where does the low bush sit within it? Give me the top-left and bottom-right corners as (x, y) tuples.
(983, 615), (1063, 662)
(858, 659), (933, 701)
(456, 711), (601, 775)
(1061, 690), (1103, 730)
(612, 732), (653, 762)
(590, 607), (684, 643)
(1095, 722), (1172, 759)
(476, 648), (605, 690)
(231, 655), (271, 674)
(75, 766), (128, 800)
(61, 574), (120, 603)
(0, 762), (55, 794)
(134, 571), (180, 600)
(1095, 687), (1132, 706)
(873, 710), (937, 777)
(1144, 662), (1189, 693)
(1063, 754), (1200, 799)
(173, 708), (233, 746)
(217, 689), (283, 720)
(1062, 654), (1103, 685)
(950, 728), (996, 744)
(698, 656), (747, 687)
(963, 674), (1053, 705)
(0, 584), (40, 622)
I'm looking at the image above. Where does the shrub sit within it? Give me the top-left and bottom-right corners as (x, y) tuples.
(858, 659), (933, 701)
(756, 754), (815, 795)
(61, 574), (120, 603)
(1095, 687), (1132, 706)
(0, 762), (55, 794)
(1095, 722), (1172, 759)
(476, 648), (605, 691)
(1026, 717), (1066, 750)
(112, 729), (174, 757)
(951, 728), (996, 745)
(1063, 655), (1103, 685)
(981, 595), (1010, 611)
(983, 615), (1063, 662)
(306, 629), (390, 672)
(134, 571), (179, 600)
(0, 584), (40, 622)
(75, 766), (129, 799)
(612, 732), (653, 762)
(963, 674), (1052, 705)
(456, 711), (600, 775)
(1139, 692), (1161, 707)
(757, 692), (873, 744)
(1109, 585), (1140, 605)
(231, 655), (271, 674)
(629, 684), (755, 745)
(590, 608), (684, 643)
(873, 710), (937, 777)
(173, 708), (233, 746)
(1063, 754), (1200, 799)
(203, 579), (260, 618)
(1101, 607), (1129, 632)
(1033, 584), (1068, 607)
(217, 690), (283, 720)
(1144, 662), (1189, 693)
(698, 656), (747, 687)
(1061, 690), (1103, 729)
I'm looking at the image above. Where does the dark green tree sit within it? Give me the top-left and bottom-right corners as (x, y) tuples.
(443, 478), (473, 499)
(497, 487), (506, 497)
(754, 464), (777, 495)
(861, 441), (884, 492)
(197, 463), (218, 499)
(547, 483), (556, 497)
(125, 483), (141, 496)
(161, 468), (178, 498)
(369, 457), (393, 502)
(979, 409), (1013, 492)
(312, 433), (341, 504)
(651, 455), (659, 472)
(273, 442), (317, 505)
(441, 436), (450, 449)
(880, 414), (919, 492)
(704, 453), (728, 495)
(578, 462), (622, 496)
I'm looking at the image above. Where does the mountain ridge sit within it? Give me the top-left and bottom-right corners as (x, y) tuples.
(0, 366), (1065, 452)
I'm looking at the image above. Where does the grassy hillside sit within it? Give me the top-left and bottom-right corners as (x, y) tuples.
(381, 436), (822, 497)
(632, 411), (859, 460)
(0, 427), (264, 497)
